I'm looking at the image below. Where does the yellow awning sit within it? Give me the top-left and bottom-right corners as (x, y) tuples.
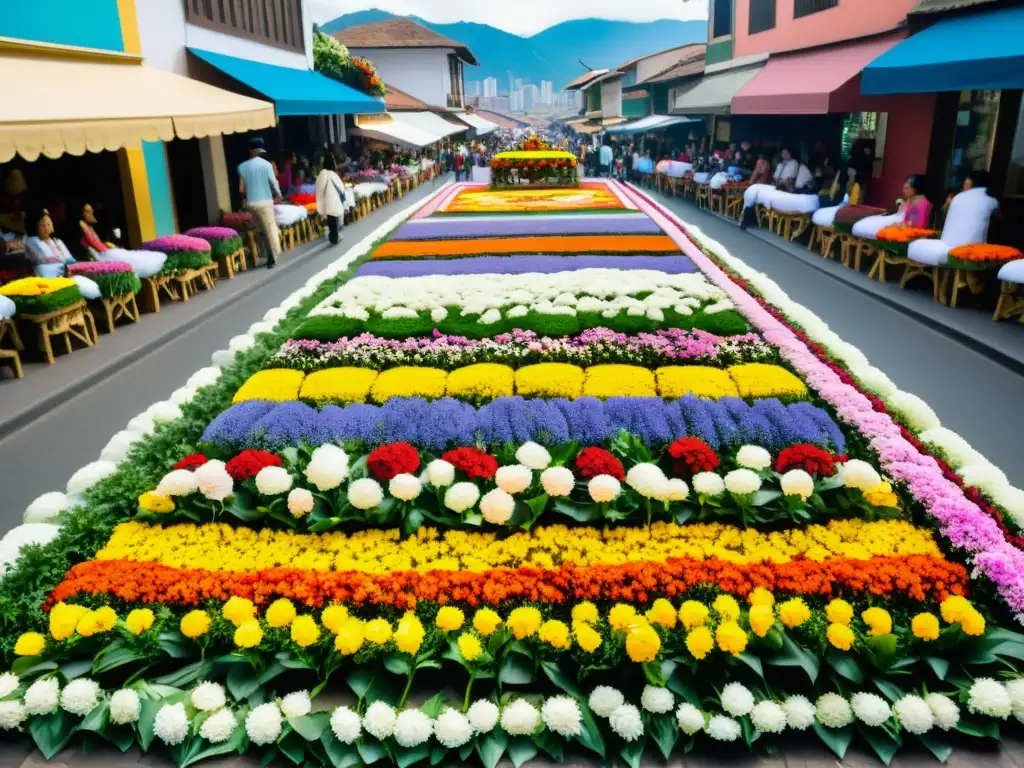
(0, 54), (277, 162)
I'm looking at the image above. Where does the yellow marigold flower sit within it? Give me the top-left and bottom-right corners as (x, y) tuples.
(335, 619), (365, 655)
(940, 596), (972, 624)
(960, 609), (986, 637)
(234, 620), (264, 649)
(778, 598), (811, 629)
(679, 600), (710, 630)
(571, 602), (599, 626)
(656, 366), (738, 399)
(436, 606), (465, 632)
(457, 633), (483, 662)
(300, 368), (378, 405)
(583, 365), (657, 398)
(825, 599), (854, 626)
(716, 621), (748, 656)
(625, 623), (661, 663)
(645, 599), (677, 629)
(827, 623), (855, 651)
(862, 607), (892, 637)
(473, 608), (502, 636)
(507, 607), (543, 639)
(322, 605), (350, 634)
(50, 603), (89, 641)
(14, 632), (45, 656)
(364, 619), (393, 645)
(515, 363), (584, 399)
(713, 595), (741, 622)
(748, 604), (775, 638)
(748, 587), (775, 607)
(234, 369), (305, 403)
(266, 598), (297, 628)
(223, 597), (257, 627)
(911, 613), (940, 641)
(446, 363), (515, 401)
(395, 612), (425, 655)
(291, 615), (321, 648)
(539, 620), (571, 649)
(76, 612), (102, 638)
(864, 482), (899, 508)
(370, 367), (447, 404)
(608, 604), (638, 631)
(574, 623), (603, 653)
(685, 626), (715, 660)
(92, 606), (118, 632)
(181, 610), (211, 639)
(728, 363), (807, 399)
(138, 491), (174, 513)
(125, 609), (155, 636)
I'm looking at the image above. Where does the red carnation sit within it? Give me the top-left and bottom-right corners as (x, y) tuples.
(367, 442), (420, 481)
(225, 449), (283, 482)
(441, 446), (499, 480)
(574, 447), (625, 481)
(775, 444), (837, 476)
(173, 453), (209, 472)
(667, 438), (720, 476)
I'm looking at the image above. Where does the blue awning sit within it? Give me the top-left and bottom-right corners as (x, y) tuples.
(861, 5), (1024, 95)
(187, 48), (385, 116)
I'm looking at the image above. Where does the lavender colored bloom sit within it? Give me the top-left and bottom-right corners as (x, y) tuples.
(200, 400), (277, 448)
(677, 396), (721, 448)
(552, 398), (611, 446)
(414, 398), (478, 451)
(355, 255), (698, 279)
(477, 397), (570, 446)
(786, 402), (847, 454)
(391, 215), (662, 240)
(249, 401), (320, 450)
(183, 226), (240, 241)
(322, 403), (386, 445)
(604, 398), (674, 446)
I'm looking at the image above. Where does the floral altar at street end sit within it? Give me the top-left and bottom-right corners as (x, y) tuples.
(490, 136), (578, 189)
(1, 178), (1024, 767)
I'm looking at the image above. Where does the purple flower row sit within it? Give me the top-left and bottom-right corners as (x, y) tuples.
(389, 215), (662, 241)
(201, 394), (846, 455)
(355, 255), (698, 278)
(269, 327), (775, 372)
(183, 226), (241, 242)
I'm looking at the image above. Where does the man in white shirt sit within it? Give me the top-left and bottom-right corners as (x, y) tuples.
(599, 142), (614, 177)
(772, 148), (799, 191)
(793, 161), (815, 193)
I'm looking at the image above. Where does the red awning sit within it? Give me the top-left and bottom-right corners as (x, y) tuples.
(731, 33), (905, 115)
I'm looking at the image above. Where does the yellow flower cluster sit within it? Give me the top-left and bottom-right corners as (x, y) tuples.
(0, 276), (77, 297)
(583, 365), (657, 398)
(300, 367), (379, 404)
(233, 369), (305, 403)
(940, 595), (986, 636)
(656, 367), (738, 399)
(728, 363), (807, 399)
(370, 367), (448, 403)
(138, 492), (174, 514)
(98, 519), (941, 574)
(446, 363), (515, 401)
(515, 363), (584, 398)
(864, 482), (899, 508)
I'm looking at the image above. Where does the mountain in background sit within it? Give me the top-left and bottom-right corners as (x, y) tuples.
(319, 11), (706, 90)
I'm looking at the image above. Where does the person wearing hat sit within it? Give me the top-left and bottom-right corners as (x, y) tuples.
(238, 137), (282, 268)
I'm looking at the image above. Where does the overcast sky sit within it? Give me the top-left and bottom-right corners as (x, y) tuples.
(308, 0), (708, 37)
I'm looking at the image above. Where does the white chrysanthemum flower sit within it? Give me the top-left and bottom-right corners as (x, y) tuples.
(192, 459), (233, 501)
(431, 307), (448, 323)
(540, 467), (575, 497)
(894, 695), (934, 735)
(851, 692), (892, 727)
(706, 714), (741, 741)
(782, 695), (816, 730)
(60, 678), (100, 717)
(255, 466), (293, 496)
(246, 702), (283, 745)
(227, 334), (255, 353)
(280, 691), (312, 719)
(363, 701), (398, 740)
(968, 678), (1012, 719)
(331, 706), (362, 744)
(100, 430), (142, 463)
(467, 700), (499, 733)
(191, 681), (226, 712)
(815, 693), (853, 728)
(588, 474), (621, 503)
(640, 686), (674, 714)
(540, 696), (581, 737)
(287, 488), (315, 518)
(480, 489), (515, 525)
(516, 442), (551, 470)
(0, 701), (26, 730)
(0, 673), (19, 699)
(304, 444), (350, 491)
(434, 708), (473, 748)
(664, 478), (690, 502)
(692, 472), (725, 496)
(382, 307), (419, 320)
(394, 709), (433, 747)
(126, 412), (155, 436)
(959, 463), (1010, 495)
(186, 366), (221, 390)
(426, 459), (456, 488)
(609, 704), (643, 742)
(991, 486), (1024, 527)
(888, 391), (940, 432)
(589, 686), (625, 718)
(507, 305), (529, 318)
(23, 677), (59, 716)
(156, 469), (198, 497)
(109, 689), (141, 725)
(172, 386), (197, 407)
(495, 465), (532, 495)
(154, 702), (190, 745)
(736, 445), (772, 470)
(0, 524), (60, 576)
(200, 708), (237, 743)
(721, 683), (755, 717)
(480, 308), (502, 325)
(147, 401), (183, 425)
(66, 461), (117, 496)
(389, 474), (422, 502)
(724, 468), (762, 496)
(853, 365), (897, 397)
(751, 701), (787, 734)
(924, 693), (960, 731)
(500, 699), (541, 736)
(839, 460), (882, 491)
(444, 482), (481, 513)
(780, 469), (814, 500)
(919, 426), (984, 468)
(348, 478), (384, 510)
(23, 492), (68, 525)
(676, 703), (705, 735)
(1005, 679), (1024, 722)
(626, 463), (669, 499)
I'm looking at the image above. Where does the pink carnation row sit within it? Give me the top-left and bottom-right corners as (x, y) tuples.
(627, 183), (1024, 619)
(183, 226), (239, 241)
(142, 234), (210, 253)
(67, 261), (133, 275)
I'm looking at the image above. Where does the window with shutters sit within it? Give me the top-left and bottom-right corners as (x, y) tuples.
(748, 0), (776, 34)
(794, 0), (839, 19)
(184, 0), (304, 54)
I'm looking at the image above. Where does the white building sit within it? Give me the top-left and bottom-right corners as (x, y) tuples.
(483, 77), (498, 98)
(541, 80), (553, 105)
(522, 83), (540, 112)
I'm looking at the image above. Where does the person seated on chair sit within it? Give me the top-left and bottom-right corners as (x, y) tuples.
(896, 174), (933, 229)
(820, 167), (862, 208)
(792, 154), (816, 194)
(25, 208), (75, 276)
(772, 148), (800, 191)
(748, 155), (772, 186)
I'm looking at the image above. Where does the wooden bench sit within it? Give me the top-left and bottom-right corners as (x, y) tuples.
(217, 247), (247, 279)
(96, 292), (140, 333)
(20, 300), (98, 364)
(772, 211), (811, 242)
(0, 317), (23, 378)
(808, 225), (840, 258)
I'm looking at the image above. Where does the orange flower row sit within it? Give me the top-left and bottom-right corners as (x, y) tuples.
(948, 244), (1024, 263)
(371, 235), (681, 259)
(876, 226), (939, 243)
(48, 555), (968, 612)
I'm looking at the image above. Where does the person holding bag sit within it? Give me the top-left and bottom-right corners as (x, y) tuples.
(315, 152), (346, 245)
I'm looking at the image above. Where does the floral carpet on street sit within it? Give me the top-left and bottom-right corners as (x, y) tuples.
(3, 179), (1024, 767)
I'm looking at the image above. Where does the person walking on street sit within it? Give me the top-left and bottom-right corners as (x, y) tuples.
(599, 140), (613, 178)
(454, 150), (464, 181)
(315, 152), (347, 246)
(238, 137), (282, 268)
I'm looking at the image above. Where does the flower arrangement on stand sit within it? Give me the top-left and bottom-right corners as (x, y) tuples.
(490, 152), (579, 188)
(142, 235), (213, 274)
(948, 243), (1024, 268)
(183, 227), (243, 261)
(67, 261), (141, 298)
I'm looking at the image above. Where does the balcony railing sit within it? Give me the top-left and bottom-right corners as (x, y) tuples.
(185, 0), (304, 53)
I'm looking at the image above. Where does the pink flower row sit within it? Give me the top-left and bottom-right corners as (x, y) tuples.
(67, 261), (133, 275)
